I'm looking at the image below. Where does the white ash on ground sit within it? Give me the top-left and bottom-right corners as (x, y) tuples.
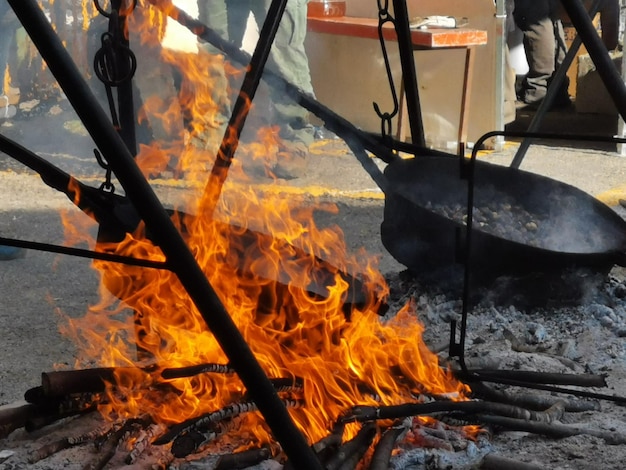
(382, 266), (626, 470)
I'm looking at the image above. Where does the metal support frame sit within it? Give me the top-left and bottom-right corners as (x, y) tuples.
(391, 0), (426, 147)
(7, 0), (322, 467)
(450, 128), (626, 405)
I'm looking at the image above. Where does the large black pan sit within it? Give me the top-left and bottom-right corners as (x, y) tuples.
(381, 156), (626, 283)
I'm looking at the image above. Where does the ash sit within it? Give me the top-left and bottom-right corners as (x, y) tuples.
(383, 265), (626, 469)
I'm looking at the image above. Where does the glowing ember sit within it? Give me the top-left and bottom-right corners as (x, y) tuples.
(59, 0), (470, 448)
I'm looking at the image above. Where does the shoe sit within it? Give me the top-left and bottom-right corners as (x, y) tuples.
(272, 141), (309, 179)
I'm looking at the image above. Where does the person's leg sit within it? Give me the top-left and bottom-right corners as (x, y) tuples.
(226, 0), (252, 49)
(262, 0), (315, 147)
(514, 0), (556, 104)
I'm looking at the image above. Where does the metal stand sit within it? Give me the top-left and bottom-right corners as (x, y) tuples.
(450, 128), (626, 405)
(7, 0), (322, 467)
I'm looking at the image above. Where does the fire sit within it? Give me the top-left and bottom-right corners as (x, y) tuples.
(60, 0), (470, 448)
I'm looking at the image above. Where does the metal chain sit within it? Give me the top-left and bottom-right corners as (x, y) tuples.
(92, 0), (138, 192)
(373, 0), (400, 145)
(94, 149), (115, 193)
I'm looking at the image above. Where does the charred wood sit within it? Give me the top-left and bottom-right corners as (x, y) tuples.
(474, 413), (626, 444)
(324, 422), (377, 470)
(21, 392), (102, 432)
(156, 399), (303, 446)
(83, 418), (150, 470)
(463, 369), (608, 388)
(214, 446), (273, 469)
(344, 400), (566, 424)
(171, 416), (239, 458)
(29, 424), (113, 464)
(369, 425), (405, 470)
(471, 382), (600, 413)
(41, 364), (236, 396)
(284, 423), (345, 470)
(0, 402), (37, 438)
(125, 422), (167, 464)
(160, 363), (234, 379)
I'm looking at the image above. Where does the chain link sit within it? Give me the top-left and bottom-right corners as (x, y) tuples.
(373, 0), (399, 145)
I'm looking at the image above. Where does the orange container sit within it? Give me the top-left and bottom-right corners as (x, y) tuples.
(307, 1), (346, 18)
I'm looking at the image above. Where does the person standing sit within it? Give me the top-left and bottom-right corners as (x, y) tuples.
(199, 0), (315, 178)
(513, 0), (570, 107)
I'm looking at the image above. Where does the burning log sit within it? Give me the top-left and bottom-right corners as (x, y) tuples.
(155, 398), (303, 447)
(125, 422), (167, 464)
(344, 400), (568, 424)
(171, 416), (240, 458)
(214, 446), (273, 469)
(85, 417), (152, 470)
(324, 422), (377, 470)
(21, 389), (102, 432)
(369, 424), (406, 470)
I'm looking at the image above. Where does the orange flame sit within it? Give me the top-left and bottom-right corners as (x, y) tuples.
(60, 0), (470, 447)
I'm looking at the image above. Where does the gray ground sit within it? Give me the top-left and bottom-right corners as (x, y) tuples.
(2, 99), (626, 468)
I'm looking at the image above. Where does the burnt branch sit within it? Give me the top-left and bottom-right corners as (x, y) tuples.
(474, 413), (626, 445)
(471, 382), (600, 413)
(214, 446), (273, 469)
(343, 400), (566, 424)
(324, 422), (377, 470)
(171, 416), (240, 458)
(0, 402), (37, 438)
(369, 425), (406, 470)
(29, 424), (113, 464)
(464, 369), (608, 388)
(155, 398), (304, 446)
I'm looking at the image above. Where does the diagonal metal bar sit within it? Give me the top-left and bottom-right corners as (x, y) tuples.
(207, 0), (288, 214)
(7, 1), (321, 467)
(559, 0), (626, 122)
(391, 0), (425, 147)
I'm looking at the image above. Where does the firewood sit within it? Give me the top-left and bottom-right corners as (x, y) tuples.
(171, 416), (239, 458)
(369, 425), (406, 470)
(29, 424), (113, 464)
(344, 400), (566, 424)
(160, 363), (234, 379)
(0, 401), (37, 438)
(465, 369), (608, 388)
(324, 422), (377, 470)
(83, 418), (149, 470)
(214, 446), (273, 469)
(125, 422), (167, 464)
(475, 413), (626, 444)
(155, 398), (303, 447)
(471, 382), (600, 413)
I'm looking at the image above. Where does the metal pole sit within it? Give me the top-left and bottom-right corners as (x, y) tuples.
(8, 1), (322, 467)
(207, 0), (288, 213)
(391, 0), (426, 147)
(560, 0), (626, 122)
(511, 0), (601, 169)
